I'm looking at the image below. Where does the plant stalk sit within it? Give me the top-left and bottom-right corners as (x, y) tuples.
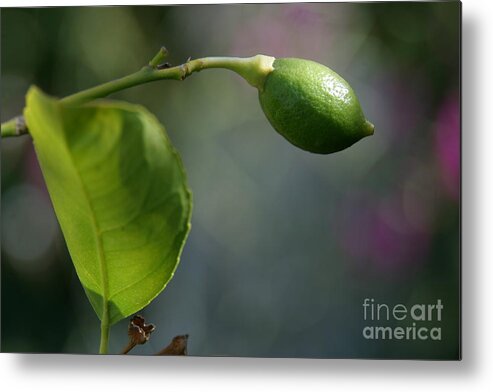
(121, 341), (136, 355)
(99, 315), (110, 354)
(1, 51), (274, 138)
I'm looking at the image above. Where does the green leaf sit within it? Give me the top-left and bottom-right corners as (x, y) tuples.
(24, 87), (192, 325)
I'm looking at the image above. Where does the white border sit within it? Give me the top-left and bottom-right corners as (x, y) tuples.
(2, 0), (492, 391)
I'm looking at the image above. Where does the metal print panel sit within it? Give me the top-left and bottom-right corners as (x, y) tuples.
(0, 2), (461, 359)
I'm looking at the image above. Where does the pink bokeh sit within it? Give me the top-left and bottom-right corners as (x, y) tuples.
(434, 93), (460, 201)
(339, 193), (430, 279)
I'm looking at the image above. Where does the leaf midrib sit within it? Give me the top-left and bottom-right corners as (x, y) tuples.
(59, 114), (110, 322)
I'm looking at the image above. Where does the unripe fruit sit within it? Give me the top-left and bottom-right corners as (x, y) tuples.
(258, 58), (374, 154)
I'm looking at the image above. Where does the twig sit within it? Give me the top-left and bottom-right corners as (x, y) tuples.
(120, 315), (155, 355)
(1, 47), (274, 138)
(155, 334), (189, 355)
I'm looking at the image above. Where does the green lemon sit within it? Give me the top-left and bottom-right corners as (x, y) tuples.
(258, 58), (374, 154)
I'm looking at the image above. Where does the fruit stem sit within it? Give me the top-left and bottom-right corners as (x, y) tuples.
(187, 55), (275, 90)
(1, 49), (275, 138)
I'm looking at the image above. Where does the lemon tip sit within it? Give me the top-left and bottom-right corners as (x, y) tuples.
(364, 120), (375, 136)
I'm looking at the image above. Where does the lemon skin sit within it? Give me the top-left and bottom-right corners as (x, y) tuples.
(259, 58), (374, 154)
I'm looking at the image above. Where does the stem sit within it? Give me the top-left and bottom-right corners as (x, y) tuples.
(148, 46), (168, 68)
(99, 315), (110, 354)
(1, 50), (275, 138)
(121, 342), (136, 355)
(1, 116), (25, 137)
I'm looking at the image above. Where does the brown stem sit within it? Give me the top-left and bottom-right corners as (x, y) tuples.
(155, 334), (189, 355)
(121, 341), (137, 355)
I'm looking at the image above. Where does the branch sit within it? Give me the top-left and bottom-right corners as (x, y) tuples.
(1, 47), (274, 138)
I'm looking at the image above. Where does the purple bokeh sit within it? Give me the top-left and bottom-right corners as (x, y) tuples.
(339, 192), (430, 279)
(434, 92), (460, 201)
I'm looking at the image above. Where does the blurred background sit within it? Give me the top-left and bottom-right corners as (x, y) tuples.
(1, 2), (460, 358)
